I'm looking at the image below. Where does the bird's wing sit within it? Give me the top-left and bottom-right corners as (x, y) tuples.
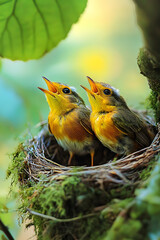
(112, 109), (151, 147)
(80, 118), (93, 135)
(48, 122), (52, 134)
(79, 107), (94, 135)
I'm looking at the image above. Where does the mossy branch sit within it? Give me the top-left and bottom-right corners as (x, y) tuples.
(137, 48), (160, 92)
(133, 0), (160, 121)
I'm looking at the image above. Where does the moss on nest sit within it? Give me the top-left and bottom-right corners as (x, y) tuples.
(7, 124), (160, 240)
(7, 145), (132, 240)
(22, 175), (110, 240)
(103, 154), (160, 240)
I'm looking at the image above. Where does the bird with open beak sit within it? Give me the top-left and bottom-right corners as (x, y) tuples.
(38, 77), (99, 166)
(81, 76), (155, 156)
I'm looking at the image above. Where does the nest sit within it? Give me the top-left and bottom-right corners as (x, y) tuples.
(23, 123), (160, 189)
(9, 122), (160, 240)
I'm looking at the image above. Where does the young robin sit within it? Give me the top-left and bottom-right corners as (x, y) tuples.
(81, 76), (155, 156)
(38, 77), (98, 166)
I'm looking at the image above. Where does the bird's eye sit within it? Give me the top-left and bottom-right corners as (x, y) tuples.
(103, 89), (111, 95)
(62, 88), (70, 94)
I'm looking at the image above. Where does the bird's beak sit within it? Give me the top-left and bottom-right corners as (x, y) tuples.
(42, 76), (57, 93)
(87, 76), (98, 93)
(38, 87), (55, 97)
(80, 85), (93, 94)
(81, 76), (99, 96)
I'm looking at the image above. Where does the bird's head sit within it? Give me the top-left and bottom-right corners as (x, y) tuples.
(81, 76), (127, 112)
(38, 77), (85, 115)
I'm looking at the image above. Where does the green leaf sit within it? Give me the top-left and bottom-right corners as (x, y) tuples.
(0, 0), (87, 60)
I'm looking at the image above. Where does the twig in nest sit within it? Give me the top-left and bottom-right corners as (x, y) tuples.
(26, 208), (97, 222)
(22, 123), (160, 189)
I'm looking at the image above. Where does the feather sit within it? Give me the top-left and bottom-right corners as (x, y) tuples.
(112, 109), (151, 147)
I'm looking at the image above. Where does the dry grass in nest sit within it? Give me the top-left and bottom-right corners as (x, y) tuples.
(22, 123), (160, 189)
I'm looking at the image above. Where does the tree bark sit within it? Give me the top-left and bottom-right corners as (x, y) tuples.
(134, 0), (160, 61)
(133, 0), (160, 121)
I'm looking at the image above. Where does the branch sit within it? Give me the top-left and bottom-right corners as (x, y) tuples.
(133, 0), (160, 91)
(133, 0), (160, 120)
(0, 219), (14, 240)
(137, 48), (160, 92)
(134, 0), (160, 61)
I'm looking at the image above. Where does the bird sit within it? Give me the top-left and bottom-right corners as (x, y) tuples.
(38, 77), (99, 166)
(81, 76), (156, 156)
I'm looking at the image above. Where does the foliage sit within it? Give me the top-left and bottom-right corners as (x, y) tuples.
(0, 0), (87, 60)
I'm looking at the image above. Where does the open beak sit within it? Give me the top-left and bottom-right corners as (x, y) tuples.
(80, 85), (93, 94)
(81, 76), (99, 95)
(42, 76), (57, 93)
(87, 76), (98, 93)
(38, 87), (55, 97)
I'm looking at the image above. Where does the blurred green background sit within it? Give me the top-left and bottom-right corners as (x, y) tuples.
(0, 0), (148, 239)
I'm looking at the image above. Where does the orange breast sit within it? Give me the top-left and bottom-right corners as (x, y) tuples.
(91, 112), (121, 144)
(48, 111), (91, 142)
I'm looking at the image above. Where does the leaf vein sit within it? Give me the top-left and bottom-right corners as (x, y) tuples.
(32, 0), (50, 49)
(13, 14), (24, 56)
(31, 14), (36, 56)
(54, 0), (66, 32)
(6, 27), (13, 56)
(0, 0), (17, 56)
